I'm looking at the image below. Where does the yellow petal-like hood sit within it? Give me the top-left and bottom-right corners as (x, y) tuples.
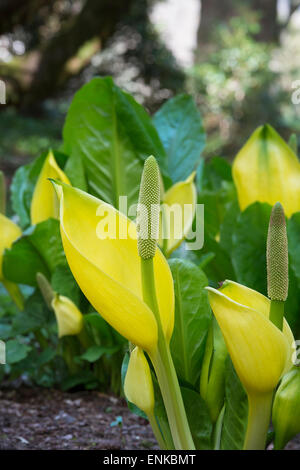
(31, 151), (71, 225)
(233, 125), (300, 217)
(124, 346), (154, 415)
(206, 286), (290, 395)
(51, 295), (83, 338)
(55, 183), (174, 352)
(219, 280), (294, 371)
(0, 213), (22, 280)
(159, 172), (196, 255)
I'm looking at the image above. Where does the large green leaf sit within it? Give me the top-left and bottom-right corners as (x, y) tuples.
(63, 77), (167, 209)
(197, 156), (232, 192)
(3, 218), (65, 286)
(78, 345), (120, 363)
(10, 150), (68, 228)
(231, 202), (271, 294)
(220, 358), (248, 450)
(153, 94), (205, 183)
(51, 264), (81, 305)
(12, 291), (53, 335)
(181, 387), (213, 450)
(5, 339), (31, 364)
(169, 259), (211, 386)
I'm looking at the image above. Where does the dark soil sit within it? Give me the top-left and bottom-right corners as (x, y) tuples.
(0, 387), (299, 450)
(0, 387), (158, 450)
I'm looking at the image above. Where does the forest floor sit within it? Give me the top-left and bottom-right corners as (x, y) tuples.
(0, 387), (158, 450)
(0, 387), (299, 450)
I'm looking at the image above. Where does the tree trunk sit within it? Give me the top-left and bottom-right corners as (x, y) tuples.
(251, 0), (280, 43)
(23, 0), (134, 107)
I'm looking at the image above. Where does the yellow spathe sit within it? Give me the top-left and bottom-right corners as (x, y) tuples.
(233, 125), (300, 218)
(0, 213), (22, 280)
(219, 280), (294, 371)
(31, 151), (71, 225)
(206, 284), (291, 395)
(124, 346), (154, 415)
(51, 295), (83, 338)
(53, 182), (174, 353)
(159, 172), (196, 255)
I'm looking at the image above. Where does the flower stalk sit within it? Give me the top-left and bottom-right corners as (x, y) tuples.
(138, 156), (194, 450)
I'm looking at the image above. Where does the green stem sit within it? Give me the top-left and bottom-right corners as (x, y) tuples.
(213, 405), (225, 450)
(3, 280), (24, 310)
(141, 258), (195, 450)
(243, 392), (273, 450)
(148, 413), (167, 449)
(269, 300), (284, 330)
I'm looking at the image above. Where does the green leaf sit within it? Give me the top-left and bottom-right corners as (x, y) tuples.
(197, 156), (232, 192)
(169, 259), (211, 386)
(83, 312), (124, 345)
(51, 264), (80, 305)
(5, 339), (31, 364)
(181, 387), (213, 450)
(220, 358), (248, 450)
(0, 321), (14, 340)
(10, 150), (68, 228)
(63, 77), (166, 209)
(231, 202), (272, 294)
(194, 230), (235, 284)
(61, 371), (97, 391)
(12, 291), (52, 335)
(3, 219), (65, 286)
(153, 94), (205, 183)
(78, 345), (120, 363)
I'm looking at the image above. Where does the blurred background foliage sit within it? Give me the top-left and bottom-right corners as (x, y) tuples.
(0, 0), (300, 174)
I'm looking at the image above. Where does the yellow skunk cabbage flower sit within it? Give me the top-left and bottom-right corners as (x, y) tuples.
(216, 280), (294, 375)
(233, 125), (300, 218)
(159, 172), (196, 255)
(206, 284), (290, 396)
(206, 280), (293, 449)
(272, 368), (300, 449)
(0, 213), (22, 280)
(31, 151), (70, 225)
(124, 346), (155, 415)
(51, 294), (83, 338)
(52, 181), (174, 353)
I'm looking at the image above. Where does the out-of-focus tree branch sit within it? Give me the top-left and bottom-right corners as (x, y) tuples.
(23, 0), (134, 107)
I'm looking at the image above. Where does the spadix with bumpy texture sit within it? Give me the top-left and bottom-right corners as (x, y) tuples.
(137, 156), (160, 260)
(267, 202), (288, 301)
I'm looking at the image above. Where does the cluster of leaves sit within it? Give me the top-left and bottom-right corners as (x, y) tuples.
(1, 76), (299, 448)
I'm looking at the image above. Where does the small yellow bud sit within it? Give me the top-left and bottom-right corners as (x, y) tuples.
(0, 213), (22, 281)
(51, 294), (83, 338)
(124, 346), (155, 416)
